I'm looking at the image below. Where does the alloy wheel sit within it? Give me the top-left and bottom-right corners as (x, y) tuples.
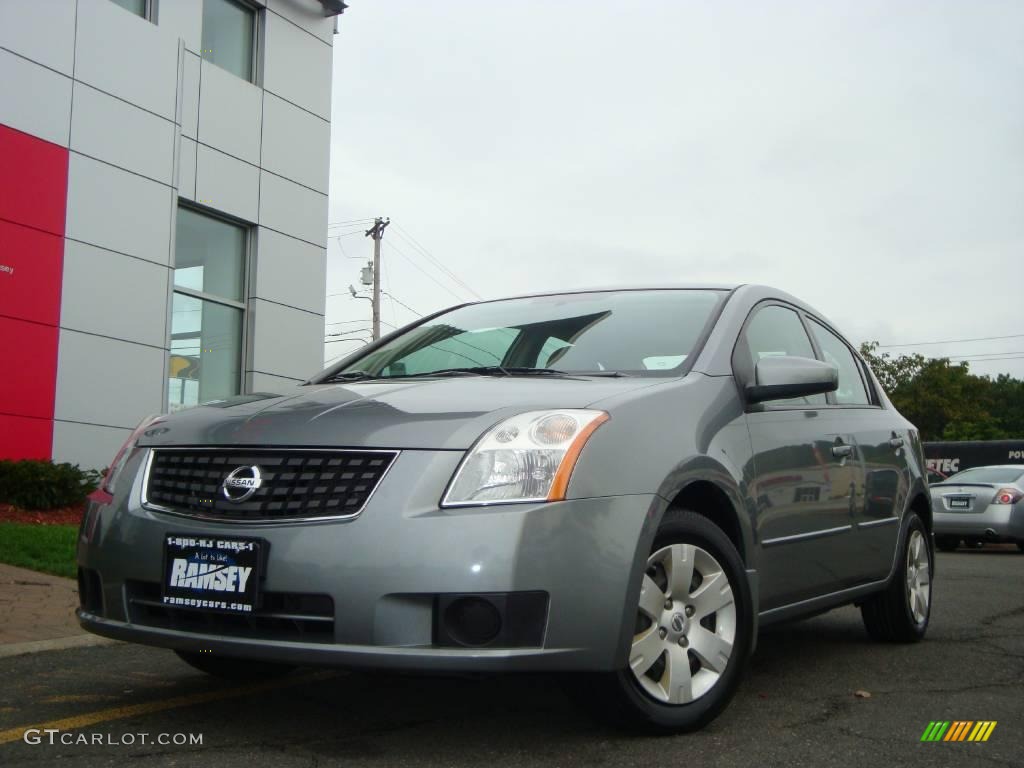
(905, 529), (931, 624)
(629, 543), (736, 704)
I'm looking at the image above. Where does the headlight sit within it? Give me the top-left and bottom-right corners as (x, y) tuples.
(102, 414), (163, 495)
(442, 410), (609, 506)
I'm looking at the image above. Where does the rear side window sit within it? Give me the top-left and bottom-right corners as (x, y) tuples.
(807, 320), (870, 405)
(743, 305), (826, 406)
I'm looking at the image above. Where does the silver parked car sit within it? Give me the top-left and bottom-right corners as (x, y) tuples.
(78, 285), (932, 732)
(931, 465), (1024, 552)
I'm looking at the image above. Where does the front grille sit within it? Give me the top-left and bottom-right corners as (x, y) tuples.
(144, 448), (398, 522)
(126, 580), (335, 643)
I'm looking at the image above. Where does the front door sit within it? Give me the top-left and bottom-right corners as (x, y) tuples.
(737, 303), (865, 611)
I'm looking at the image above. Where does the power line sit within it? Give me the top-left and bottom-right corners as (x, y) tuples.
(380, 290), (420, 317)
(961, 356), (1024, 364)
(878, 333), (1024, 348)
(328, 218), (376, 227)
(948, 350), (1024, 360)
(326, 328), (371, 337)
(386, 239), (471, 303)
(942, 356), (1024, 364)
(392, 224), (483, 300)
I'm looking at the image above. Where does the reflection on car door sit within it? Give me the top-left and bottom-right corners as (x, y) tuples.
(737, 303), (866, 611)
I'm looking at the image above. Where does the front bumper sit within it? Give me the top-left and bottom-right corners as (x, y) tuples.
(933, 503), (1024, 541)
(77, 448), (661, 672)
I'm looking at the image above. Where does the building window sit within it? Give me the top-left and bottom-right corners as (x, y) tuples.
(110, 0), (153, 20)
(201, 0), (257, 82)
(169, 207), (247, 412)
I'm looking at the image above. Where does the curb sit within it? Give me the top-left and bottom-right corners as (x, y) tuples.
(0, 634), (118, 659)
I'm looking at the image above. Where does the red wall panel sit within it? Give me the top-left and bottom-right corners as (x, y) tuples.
(0, 414), (52, 461)
(0, 123), (68, 237)
(0, 315), (59, 419)
(0, 122), (68, 460)
(0, 219), (63, 326)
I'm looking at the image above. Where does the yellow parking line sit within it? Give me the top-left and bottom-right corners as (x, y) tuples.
(0, 670), (336, 746)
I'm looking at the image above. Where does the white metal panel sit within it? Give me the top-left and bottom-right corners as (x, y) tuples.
(157, 0), (203, 53)
(181, 51), (201, 139)
(51, 420), (132, 471)
(75, 0), (180, 120)
(253, 227), (326, 315)
(261, 92), (330, 193)
(61, 240), (170, 348)
(0, 0), (76, 75)
(0, 49), (72, 147)
(178, 137), (197, 200)
(54, 329), (166, 430)
(263, 9), (332, 120)
(249, 299), (324, 380)
(66, 153), (173, 265)
(258, 170), (328, 246)
(197, 59), (262, 165)
(267, 0), (335, 45)
(195, 144), (260, 222)
(70, 82), (176, 184)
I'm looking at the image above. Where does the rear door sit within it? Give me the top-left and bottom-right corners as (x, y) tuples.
(737, 303), (865, 610)
(805, 318), (907, 581)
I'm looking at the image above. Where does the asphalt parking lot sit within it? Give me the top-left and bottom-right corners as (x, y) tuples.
(1, 548), (1021, 768)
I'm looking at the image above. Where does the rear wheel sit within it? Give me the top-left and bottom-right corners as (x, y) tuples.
(586, 510), (753, 733)
(174, 650), (295, 680)
(935, 535), (960, 553)
(861, 514), (932, 642)
(1017, 542), (1024, 553)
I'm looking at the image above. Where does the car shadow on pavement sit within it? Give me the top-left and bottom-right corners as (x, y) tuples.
(161, 608), (877, 755)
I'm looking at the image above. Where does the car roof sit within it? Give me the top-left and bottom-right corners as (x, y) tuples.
(469, 284), (743, 303)
(953, 465), (1024, 472)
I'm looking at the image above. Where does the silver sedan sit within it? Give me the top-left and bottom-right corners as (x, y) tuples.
(932, 465), (1024, 552)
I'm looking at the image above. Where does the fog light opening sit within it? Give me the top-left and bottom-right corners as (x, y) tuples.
(443, 596), (503, 647)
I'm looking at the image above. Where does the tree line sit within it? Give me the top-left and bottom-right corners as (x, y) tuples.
(859, 342), (1024, 442)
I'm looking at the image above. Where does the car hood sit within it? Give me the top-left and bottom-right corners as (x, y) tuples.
(141, 376), (662, 451)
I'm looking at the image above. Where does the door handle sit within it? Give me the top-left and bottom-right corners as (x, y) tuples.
(889, 437), (905, 449)
(832, 444), (853, 458)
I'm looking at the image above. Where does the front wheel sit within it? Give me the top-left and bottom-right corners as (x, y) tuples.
(586, 509), (753, 733)
(174, 650), (296, 680)
(861, 514), (932, 642)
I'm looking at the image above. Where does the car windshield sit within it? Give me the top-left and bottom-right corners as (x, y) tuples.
(942, 467), (1024, 485)
(325, 289), (725, 379)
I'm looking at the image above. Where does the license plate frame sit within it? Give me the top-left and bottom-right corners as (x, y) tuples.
(162, 534), (265, 614)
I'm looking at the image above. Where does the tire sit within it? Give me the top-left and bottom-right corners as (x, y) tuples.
(1017, 542), (1024, 553)
(861, 513), (932, 643)
(174, 650), (296, 680)
(935, 536), (960, 553)
(584, 509), (754, 733)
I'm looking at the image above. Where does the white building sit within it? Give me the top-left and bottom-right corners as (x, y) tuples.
(0, 0), (340, 469)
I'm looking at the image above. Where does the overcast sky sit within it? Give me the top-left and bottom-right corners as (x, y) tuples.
(324, 0), (1023, 377)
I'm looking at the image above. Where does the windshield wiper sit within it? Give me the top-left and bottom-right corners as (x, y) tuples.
(395, 367), (630, 379)
(328, 366), (631, 382)
(327, 370), (380, 382)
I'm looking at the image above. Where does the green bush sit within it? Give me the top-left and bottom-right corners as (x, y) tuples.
(0, 460), (103, 510)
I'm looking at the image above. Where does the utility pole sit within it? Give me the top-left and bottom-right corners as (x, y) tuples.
(364, 217), (390, 341)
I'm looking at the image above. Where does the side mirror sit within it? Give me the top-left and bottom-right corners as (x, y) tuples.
(745, 355), (838, 404)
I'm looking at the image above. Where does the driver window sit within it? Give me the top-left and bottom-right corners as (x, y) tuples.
(744, 305), (827, 406)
